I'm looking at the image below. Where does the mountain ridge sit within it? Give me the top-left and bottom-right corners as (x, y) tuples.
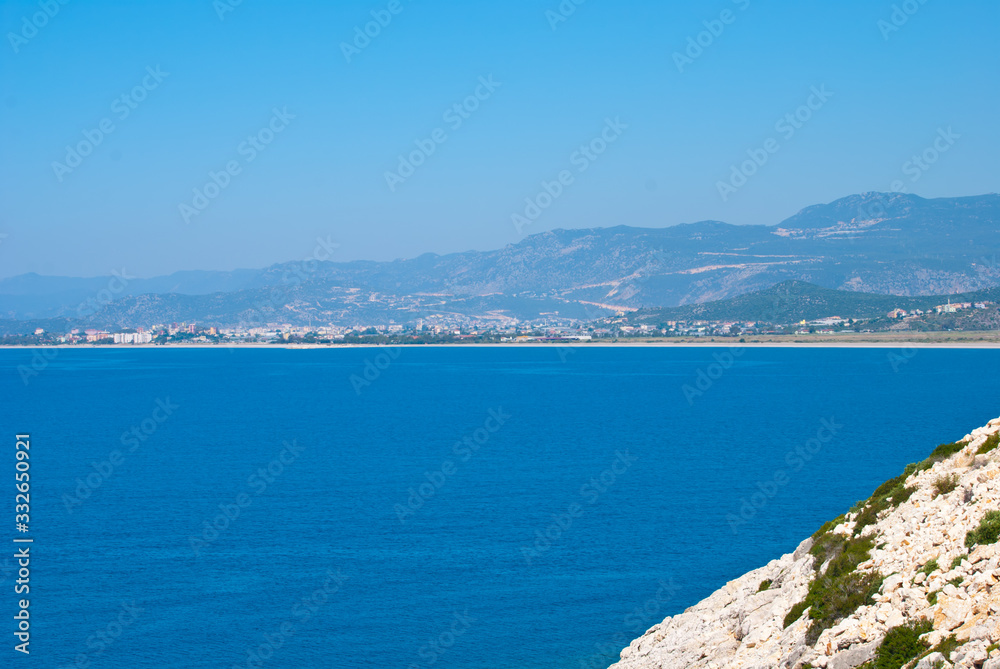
(3, 192), (999, 326)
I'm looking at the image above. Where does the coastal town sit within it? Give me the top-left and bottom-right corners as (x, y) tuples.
(5, 298), (997, 346)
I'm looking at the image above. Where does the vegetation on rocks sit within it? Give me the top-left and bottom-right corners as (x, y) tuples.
(930, 440), (969, 460)
(933, 474), (960, 497)
(978, 433), (1000, 455)
(918, 558), (939, 577)
(927, 634), (961, 661)
(965, 510), (1000, 548)
(783, 531), (883, 645)
(784, 430), (986, 649)
(853, 475), (917, 536)
(608, 418), (1000, 669)
(857, 619), (933, 669)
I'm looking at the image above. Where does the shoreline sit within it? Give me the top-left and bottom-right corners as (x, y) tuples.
(4, 340), (1000, 350)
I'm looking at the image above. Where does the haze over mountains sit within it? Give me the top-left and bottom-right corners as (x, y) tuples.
(3, 192), (999, 329)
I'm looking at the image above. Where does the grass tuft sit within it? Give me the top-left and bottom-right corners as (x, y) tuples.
(932, 474), (959, 498)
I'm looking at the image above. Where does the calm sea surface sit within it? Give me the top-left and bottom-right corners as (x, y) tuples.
(2, 346), (998, 668)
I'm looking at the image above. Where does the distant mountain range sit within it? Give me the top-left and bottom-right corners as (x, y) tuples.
(2, 192), (999, 330)
(630, 280), (1000, 324)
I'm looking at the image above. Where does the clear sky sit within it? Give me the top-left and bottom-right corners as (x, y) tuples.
(0, 0), (997, 278)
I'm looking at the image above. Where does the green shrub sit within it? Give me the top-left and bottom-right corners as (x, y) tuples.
(812, 515), (846, 539)
(805, 570), (883, 645)
(757, 579), (772, 593)
(870, 474), (909, 500)
(871, 620), (933, 669)
(928, 634), (960, 660)
(929, 441), (967, 459)
(783, 532), (883, 644)
(950, 554), (965, 570)
(927, 589), (940, 605)
(785, 436), (977, 653)
(965, 510), (1000, 548)
(918, 558), (939, 576)
(933, 474), (959, 498)
(948, 577), (963, 588)
(854, 480), (916, 536)
(977, 433), (1000, 455)
(783, 600), (808, 628)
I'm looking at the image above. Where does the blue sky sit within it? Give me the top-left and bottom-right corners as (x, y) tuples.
(0, 0), (997, 278)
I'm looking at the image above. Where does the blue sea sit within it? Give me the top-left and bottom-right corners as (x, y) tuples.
(2, 346), (998, 668)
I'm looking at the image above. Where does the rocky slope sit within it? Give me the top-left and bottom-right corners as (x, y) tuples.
(609, 417), (1000, 669)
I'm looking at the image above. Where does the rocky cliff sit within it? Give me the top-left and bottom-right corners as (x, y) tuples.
(609, 417), (1000, 669)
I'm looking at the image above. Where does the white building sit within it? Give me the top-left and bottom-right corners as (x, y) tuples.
(114, 332), (154, 344)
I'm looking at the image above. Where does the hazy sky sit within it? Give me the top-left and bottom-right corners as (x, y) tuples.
(0, 0), (997, 278)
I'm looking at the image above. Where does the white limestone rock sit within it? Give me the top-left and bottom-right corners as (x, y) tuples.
(608, 416), (1000, 669)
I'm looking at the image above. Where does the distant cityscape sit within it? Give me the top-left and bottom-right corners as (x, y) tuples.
(8, 297), (995, 346)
